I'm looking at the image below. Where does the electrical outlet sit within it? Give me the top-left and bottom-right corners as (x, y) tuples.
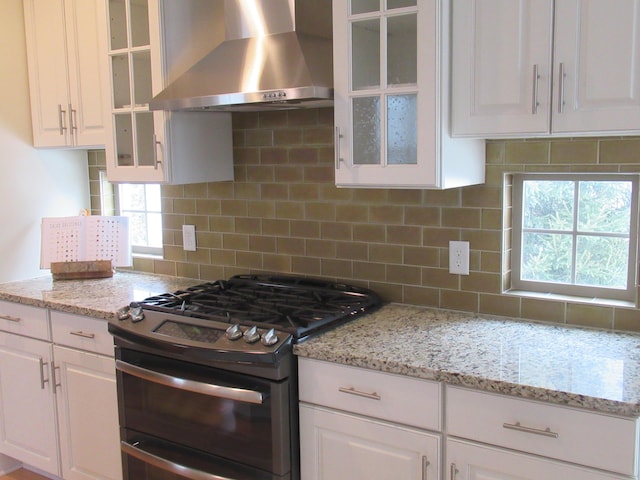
(449, 241), (470, 275)
(182, 225), (197, 252)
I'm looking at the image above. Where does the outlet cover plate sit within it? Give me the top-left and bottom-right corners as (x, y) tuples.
(449, 240), (469, 275)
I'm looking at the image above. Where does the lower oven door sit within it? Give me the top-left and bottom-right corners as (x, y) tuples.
(115, 348), (292, 479)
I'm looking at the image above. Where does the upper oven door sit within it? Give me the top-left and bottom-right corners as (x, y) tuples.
(115, 347), (292, 477)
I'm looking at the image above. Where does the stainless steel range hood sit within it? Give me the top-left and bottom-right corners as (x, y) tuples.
(149, 0), (333, 112)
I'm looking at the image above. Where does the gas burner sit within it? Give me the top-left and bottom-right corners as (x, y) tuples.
(131, 274), (383, 340)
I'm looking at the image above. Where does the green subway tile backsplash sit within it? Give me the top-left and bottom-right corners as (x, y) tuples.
(89, 108), (640, 332)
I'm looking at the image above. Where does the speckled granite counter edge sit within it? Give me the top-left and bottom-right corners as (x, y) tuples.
(294, 304), (640, 418)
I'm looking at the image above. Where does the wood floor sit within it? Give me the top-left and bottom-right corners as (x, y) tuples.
(0, 469), (49, 480)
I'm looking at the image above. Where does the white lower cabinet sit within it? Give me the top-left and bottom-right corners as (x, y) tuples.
(447, 439), (628, 480)
(298, 359), (640, 480)
(298, 358), (442, 480)
(300, 405), (439, 480)
(446, 386), (638, 479)
(0, 333), (59, 475)
(0, 303), (121, 480)
(54, 345), (120, 480)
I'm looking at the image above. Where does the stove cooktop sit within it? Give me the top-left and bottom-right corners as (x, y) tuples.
(128, 274), (383, 341)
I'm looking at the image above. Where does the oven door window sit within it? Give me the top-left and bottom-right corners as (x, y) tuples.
(116, 349), (291, 476)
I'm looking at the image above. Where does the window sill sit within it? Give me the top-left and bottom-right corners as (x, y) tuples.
(505, 289), (637, 309)
(132, 252), (163, 260)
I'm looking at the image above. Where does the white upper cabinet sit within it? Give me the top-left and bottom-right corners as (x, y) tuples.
(552, 0), (640, 134)
(23, 0), (110, 148)
(452, 0), (640, 137)
(333, 0), (485, 189)
(104, 0), (234, 184)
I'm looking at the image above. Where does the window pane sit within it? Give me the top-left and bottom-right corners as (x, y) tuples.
(130, 0), (150, 48)
(351, 0), (379, 15)
(147, 212), (163, 248)
(522, 232), (572, 283)
(352, 19), (380, 90)
(119, 184), (146, 210)
(576, 236), (629, 288)
(387, 14), (417, 86)
(145, 184), (162, 212)
(578, 181), (632, 234)
(387, 94), (417, 164)
(352, 96), (381, 165)
(114, 114), (134, 166)
(127, 212), (148, 246)
(523, 180), (574, 230)
(388, 0), (416, 8)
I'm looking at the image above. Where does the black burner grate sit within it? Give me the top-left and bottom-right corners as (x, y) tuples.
(133, 274), (382, 340)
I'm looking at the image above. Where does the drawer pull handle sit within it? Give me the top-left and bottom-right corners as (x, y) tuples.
(503, 421), (559, 438)
(69, 330), (96, 339)
(338, 386), (381, 401)
(0, 315), (21, 322)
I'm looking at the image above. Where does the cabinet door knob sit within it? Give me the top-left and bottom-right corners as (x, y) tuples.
(0, 314), (21, 322)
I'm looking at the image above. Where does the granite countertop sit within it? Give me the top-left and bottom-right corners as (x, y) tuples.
(2, 272), (640, 417)
(294, 304), (640, 417)
(0, 271), (197, 320)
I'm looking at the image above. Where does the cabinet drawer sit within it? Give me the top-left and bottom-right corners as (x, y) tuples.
(446, 386), (638, 476)
(51, 311), (113, 357)
(298, 358), (441, 431)
(0, 300), (49, 340)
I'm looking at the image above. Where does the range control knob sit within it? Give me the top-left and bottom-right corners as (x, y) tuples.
(261, 328), (279, 346)
(130, 306), (145, 323)
(225, 324), (243, 341)
(243, 326), (260, 344)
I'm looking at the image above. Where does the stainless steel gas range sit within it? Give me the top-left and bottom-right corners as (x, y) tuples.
(108, 274), (382, 480)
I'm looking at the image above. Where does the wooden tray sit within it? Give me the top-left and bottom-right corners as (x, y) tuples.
(50, 260), (113, 280)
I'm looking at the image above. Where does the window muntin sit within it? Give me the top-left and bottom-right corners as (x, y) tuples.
(512, 174), (638, 301)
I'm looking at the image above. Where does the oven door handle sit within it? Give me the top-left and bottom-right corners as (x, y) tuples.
(115, 360), (264, 405)
(122, 441), (236, 480)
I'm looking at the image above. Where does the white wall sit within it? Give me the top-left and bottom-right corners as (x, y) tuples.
(0, 0), (90, 283)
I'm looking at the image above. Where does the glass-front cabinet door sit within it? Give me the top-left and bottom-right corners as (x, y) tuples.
(105, 0), (165, 183)
(334, 0), (431, 187)
(104, 0), (234, 185)
(333, 0), (485, 189)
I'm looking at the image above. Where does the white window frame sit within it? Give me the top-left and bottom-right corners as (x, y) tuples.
(511, 173), (639, 302)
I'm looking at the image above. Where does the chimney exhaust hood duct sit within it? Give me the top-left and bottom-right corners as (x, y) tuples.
(149, 0), (333, 112)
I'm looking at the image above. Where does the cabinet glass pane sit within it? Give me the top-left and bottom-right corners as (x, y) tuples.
(387, 14), (417, 86)
(387, 94), (417, 165)
(130, 0), (150, 48)
(353, 96), (381, 165)
(351, 0), (380, 14)
(112, 54), (131, 108)
(387, 0), (416, 8)
(136, 112), (155, 167)
(132, 51), (153, 106)
(108, 0), (127, 50)
(115, 114), (134, 166)
(352, 19), (380, 90)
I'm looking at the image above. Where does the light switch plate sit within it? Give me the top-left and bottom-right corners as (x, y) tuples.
(182, 225), (197, 251)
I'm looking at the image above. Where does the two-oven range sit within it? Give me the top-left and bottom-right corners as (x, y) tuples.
(108, 274), (382, 480)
